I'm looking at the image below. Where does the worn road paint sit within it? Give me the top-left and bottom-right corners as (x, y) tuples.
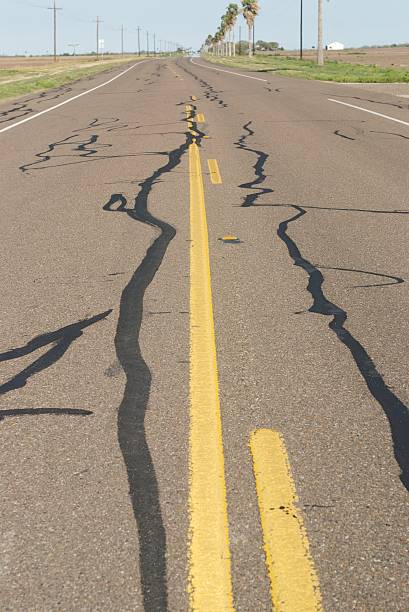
(188, 141), (234, 611)
(167, 65), (182, 79)
(207, 159), (222, 184)
(196, 113), (205, 123)
(250, 430), (322, 612)
(329, 98), (409, 128)
(0, 61), (149, 135)
(191, 95), (198, 101)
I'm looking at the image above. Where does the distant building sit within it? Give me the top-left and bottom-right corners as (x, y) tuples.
(327, 42), (345, 51)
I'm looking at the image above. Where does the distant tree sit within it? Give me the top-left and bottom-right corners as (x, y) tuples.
(256, 40), (279, 51)
(237, 40), (249, 55)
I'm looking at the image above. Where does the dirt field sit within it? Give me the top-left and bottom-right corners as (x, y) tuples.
(278, 46), (409, 68)
(0, 54), (137, 70)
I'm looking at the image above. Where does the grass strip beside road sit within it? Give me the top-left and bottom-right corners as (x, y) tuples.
(0, 57), (146, 102)
(203, 54), (409, 83)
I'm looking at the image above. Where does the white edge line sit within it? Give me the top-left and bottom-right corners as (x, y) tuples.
(190, 57), (267, 82)
(0, 60), (149, 135)
(328, 98), (409, 128)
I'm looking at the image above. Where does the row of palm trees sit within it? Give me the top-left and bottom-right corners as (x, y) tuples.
(204, 1), (260, 58)
(204, 1), (327, 66)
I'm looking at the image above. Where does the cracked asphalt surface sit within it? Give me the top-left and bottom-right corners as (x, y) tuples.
(1, 56), (409, 610)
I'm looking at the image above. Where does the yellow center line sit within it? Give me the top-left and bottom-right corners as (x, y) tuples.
(250, 430), (322, 612)
(207, 159), (222, 185)
(188, 141), (234, 611)
(167, 65), (183, 78)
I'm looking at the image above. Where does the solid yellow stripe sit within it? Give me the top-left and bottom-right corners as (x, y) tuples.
(250, 430), (322, 612)
(207, 159), (222, 185)
(188, 142), (234, 611)
(196, 113), (205, 123)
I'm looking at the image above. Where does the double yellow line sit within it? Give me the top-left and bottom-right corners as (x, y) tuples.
(187, 98), (322, 611)
(188, 139), (234, 610)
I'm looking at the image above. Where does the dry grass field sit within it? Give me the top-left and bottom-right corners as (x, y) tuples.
(0, 54), (136, 70)
(206, 46), (409, 83)
(0, 54), (144, 101)
(277, 46), (409, 69)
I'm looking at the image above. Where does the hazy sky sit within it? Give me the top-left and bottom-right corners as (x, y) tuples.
(2, 0), (409, 56)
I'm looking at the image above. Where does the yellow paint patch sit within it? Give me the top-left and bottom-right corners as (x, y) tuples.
(185, 105), (193, 113)
(188, 141), (234, 611)
(250, 430), (322, 612)
(196, 113), (205, 123)
(219, 235), (240, 244)
(191, 95), (197, 101)
(207, 159), (222, 185)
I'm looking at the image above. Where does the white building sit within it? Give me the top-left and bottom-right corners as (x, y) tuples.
(327, 42), (345, 51)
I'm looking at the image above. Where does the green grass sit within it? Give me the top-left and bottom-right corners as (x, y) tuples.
(0, 58), (145, 102)
(204, 54), (409, 83)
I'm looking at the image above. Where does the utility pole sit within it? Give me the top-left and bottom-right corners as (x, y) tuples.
(317, 0), (324, 65)
(121, 25), (124, 56)
(136, 26), (141, 56)
(146, 31), (149, 56)
(93, 16), (103, 60)
(153, 33), (156, 56)
(47, 1), (62, 62)
(300, 0), (303, 60)
(239, 25), (241, 55)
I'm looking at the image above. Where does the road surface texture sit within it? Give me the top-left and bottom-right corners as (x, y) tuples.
(1, 57), (409, 611)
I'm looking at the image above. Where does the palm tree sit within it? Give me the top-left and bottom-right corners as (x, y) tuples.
(223, 9), (233, 57)
(241, 0), (259, 57)
(215, 28), (223, 56)
(226, 3), (239, 56)
(220, 14), (228, 56)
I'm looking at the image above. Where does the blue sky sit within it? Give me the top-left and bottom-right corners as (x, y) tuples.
(2, 0), (409, 56)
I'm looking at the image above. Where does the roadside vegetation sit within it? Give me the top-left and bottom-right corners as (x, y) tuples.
(203, 53), (409, 83)
(0, 56), (146, 102)
(203, 1), (409, 83)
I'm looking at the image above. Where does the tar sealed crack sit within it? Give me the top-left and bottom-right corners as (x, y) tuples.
(177, 62), (228, 108)
(277, 205), (409, 491)
(103, 109), (194, 611)
(0, 311), (111, 395)
(235, 121), (273, 207)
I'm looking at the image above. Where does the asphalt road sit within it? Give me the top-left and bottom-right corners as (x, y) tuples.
(1, 56), (409, 611)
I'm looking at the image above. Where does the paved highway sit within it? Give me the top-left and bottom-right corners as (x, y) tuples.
(1, 57), (409, 611)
